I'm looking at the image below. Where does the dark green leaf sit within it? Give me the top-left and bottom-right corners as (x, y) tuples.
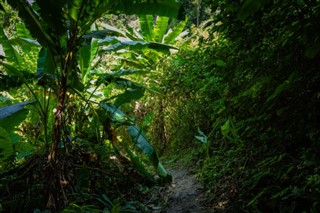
(238, 0), (271, 21)
(127, 125), (169, 177)
(305, 39), (320, 59)
(127, 125), (155, 158)
(0, 127), (14, 161)
(36, 48), (55, 75)
(112, 0), (184, 20)
(7, 0), (56, 48)
(78, 38), (98, 83)
(100, 102), (126, 123)
(114, 89), (145, 107)
(0, 61), (24, 79)
(0, 101), (34, 132)
(83, 30), (125, 40)
(101, 41), (176, 53)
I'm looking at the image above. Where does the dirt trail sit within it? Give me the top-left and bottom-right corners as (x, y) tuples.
(162, 165), (215, 213)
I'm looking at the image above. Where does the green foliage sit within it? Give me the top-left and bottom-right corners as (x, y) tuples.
(155, 0), (320, 211)
(0, 101), (33, 131)
(0, 101), (34, 164)
(0, 0), (183, 211)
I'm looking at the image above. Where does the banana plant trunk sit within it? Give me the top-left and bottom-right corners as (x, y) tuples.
(46, 48), (74, 209)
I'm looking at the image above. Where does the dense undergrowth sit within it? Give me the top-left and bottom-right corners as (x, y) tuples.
(1, 0), (320, 212)
(147, 0), (320, 212)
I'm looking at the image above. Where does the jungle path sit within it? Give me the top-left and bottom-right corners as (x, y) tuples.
(161, 162), (217, 213)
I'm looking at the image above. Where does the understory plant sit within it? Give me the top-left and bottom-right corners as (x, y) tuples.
(157, 0), (320, 212)
(0, 0), (183, 211)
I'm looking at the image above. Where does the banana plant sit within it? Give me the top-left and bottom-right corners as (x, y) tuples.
(1, 0), (183, 209)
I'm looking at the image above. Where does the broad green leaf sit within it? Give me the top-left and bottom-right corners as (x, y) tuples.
(0, 127), (14, 160)
(100, 102), (126, 123)
(100, 23), (128, 37)
(79, 38), (99, 83)
(127, 125), (156, 160)
(83, 30), (125, 40)
(114, 78), (144, 89)
(114, 89), (145, 107)
(221, 119), (230, 136)
(15, 142), (35, 159)
(154, 16), (169, 43)
(0, 101), (34, 132)
(195, 128), (208, 143)
(12, 37), (40, 48)
(125, 147), (154, 180)
(36, 48), (55, 75)
(95, 71), (145, 89)
(101, 41), (149, 52)
(110, 69), (148, 77)
(101, 41), (176, 54)
(0, 61), (24, 79)
(164, 19), (187, 44)
(157, 162), (169, 177)
(98, 37), (130, 46)
(127, 125), (169, 178)
(16, 22), (33, 39)
(7, 0), (55, 48)
(79, 45), (91, 79)
(139, 15), (155, 41)
(0, 28), (23, 69)
(66, 0), (115, 34)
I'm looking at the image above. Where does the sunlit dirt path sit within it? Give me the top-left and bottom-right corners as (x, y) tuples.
(162, 165), (216, 213)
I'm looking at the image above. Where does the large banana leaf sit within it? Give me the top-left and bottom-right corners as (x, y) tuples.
(154, 16), (169, 43)
(7, 0), (55, 48)
(127, 125), (168, 177)
(0, 61), (24, 79)
(139, 15), (155, 41)
(101, 41), (177, 53)
(78, 38), (99, 83)
(0, 28), (23, 70)
(99, 103), (169, 178)
(0, 101), (34, 132)
(114, 89), (145, 108)
(100, 102), (127, 123)
(36, 48), (55, 75)
(164, 18), (187, 44)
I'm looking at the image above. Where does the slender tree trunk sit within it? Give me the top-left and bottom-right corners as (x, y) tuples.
(46, 50), (71, 210)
